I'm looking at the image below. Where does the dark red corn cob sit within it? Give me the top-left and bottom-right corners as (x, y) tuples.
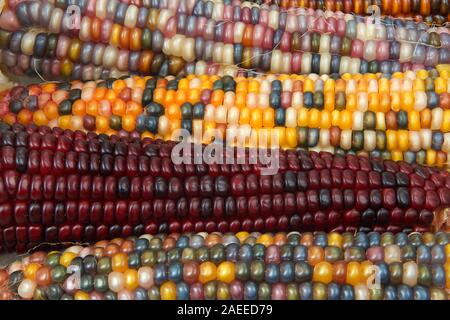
(0, 205), (435, 253)
(2, 170), (446, 212)
(0, 169), (447, 217)
(0, 197), (435, 230)
(0, 124), (294, 177)
(1, 122), (450, 179)
(0, 123), (449, 252)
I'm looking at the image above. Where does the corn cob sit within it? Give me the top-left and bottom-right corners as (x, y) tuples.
(1, 120), (448, 176)
(1, 2), (449, 66)
(2, 72), (450, 164)
(2, 121), (449, 166)
(1, 1), (449, 81)
(0, 123), (449, 252)
(2, 121), (449, 195)
(3, 29), (445, 80)
(0, 199), (438, 253)
(0, 41), (428, 81)
(6, 0), (449, 24)
(0, 231), (449, 300)
(4, 0), (450, 48)
(3, 72), (450, 122)
(244, 0), (450, 25)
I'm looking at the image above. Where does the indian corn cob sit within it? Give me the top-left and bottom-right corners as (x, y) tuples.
(244, 0), (450, 25)
(0, 123), (449, 252)
(0, 231), (449, 300)
(1, 1), (449, 80)
(1, 72), (450, 165)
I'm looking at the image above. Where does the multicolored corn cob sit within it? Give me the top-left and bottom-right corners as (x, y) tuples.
(1, 71), (450, 164)
(4, 0), (449, 45)
(245, 0), (450, 24)
(0, 231), (449, 300)
(1, 1), (449, 80)
(3, 2), (450, 63)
